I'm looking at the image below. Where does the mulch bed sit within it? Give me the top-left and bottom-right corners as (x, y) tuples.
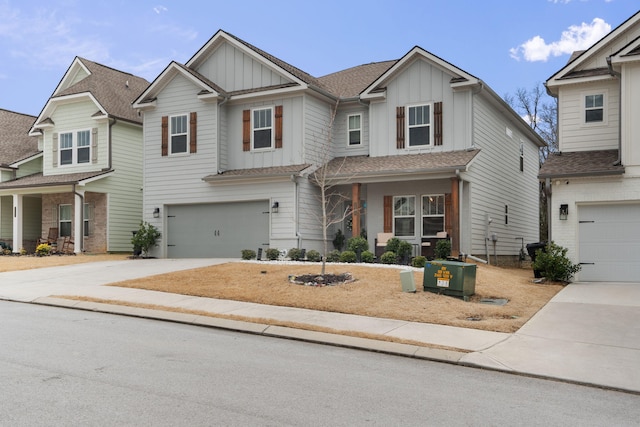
(289, 273), (354, 286)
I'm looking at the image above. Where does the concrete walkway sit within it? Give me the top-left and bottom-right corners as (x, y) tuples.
(1, 259), (638, 394)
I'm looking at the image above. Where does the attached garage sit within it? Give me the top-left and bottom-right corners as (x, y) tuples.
(166, 201), (270, 258)
(578, 203), (640, 282)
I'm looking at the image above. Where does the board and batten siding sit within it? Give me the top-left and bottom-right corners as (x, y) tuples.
(558, 80), (619, 152)
(622, 62), (640, 170)
(466, 94), (540, 257)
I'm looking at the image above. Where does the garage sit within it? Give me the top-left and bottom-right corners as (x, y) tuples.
(578, 203), (640, 282)
(166, 201), (270, 258)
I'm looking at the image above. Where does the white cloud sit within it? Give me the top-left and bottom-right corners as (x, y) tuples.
(153, 5), (168, 14)
(510, 18), (612, 62)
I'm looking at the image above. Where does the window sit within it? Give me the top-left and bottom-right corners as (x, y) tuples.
(422, 195), (444, 237)
(348, 114), (361, 146)
(84, 203), (94, 237)
(585, 94), (603, 123)
(170, 115), (188, 154)
(519, 141), (524, 172)
(253, 107), (273, 150)
(59, 130), (91, 165)
(59, 204), (72, 237)
(60, 133), (73, 165)
(408, 104), (431, 146)
(393, 196), (415, 237)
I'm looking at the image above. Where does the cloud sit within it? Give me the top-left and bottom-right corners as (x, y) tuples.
(153, 5), (168, 14)
(510, 18), (611, 62)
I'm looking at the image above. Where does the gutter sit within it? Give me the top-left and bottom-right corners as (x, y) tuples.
(606, 56), (623, 166)
(106, 117), (116, 171)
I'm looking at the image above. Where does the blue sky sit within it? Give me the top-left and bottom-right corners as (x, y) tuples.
(0, 0), (638, 117)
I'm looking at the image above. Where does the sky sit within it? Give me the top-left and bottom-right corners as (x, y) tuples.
(0, 0), (638, 117)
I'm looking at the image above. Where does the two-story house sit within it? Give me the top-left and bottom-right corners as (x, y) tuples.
(134, 30), (544, 262)
(0, 57), (149, 253)
(542, 11), (640, 282)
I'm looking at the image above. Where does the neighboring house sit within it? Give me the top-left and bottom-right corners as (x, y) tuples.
(0, 58), (149, 253)
(133, 30), (544, 261)
(542, 10), (640, 282)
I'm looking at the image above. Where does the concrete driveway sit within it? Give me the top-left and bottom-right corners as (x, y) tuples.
(462, 281), (640, 392)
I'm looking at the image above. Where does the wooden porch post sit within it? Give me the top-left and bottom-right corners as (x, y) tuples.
(451, 177), (460, 256)
(351, 183), (361, 237)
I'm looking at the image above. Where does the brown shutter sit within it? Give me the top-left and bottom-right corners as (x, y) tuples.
(434, 101), (443, 146)
(242, 109), (251, 152)
(275, 105), (283, 149)
(189, 112), (197, 153)
(396, 107), (405, 149)
(91, 128), (98, 163)
(161, 116), (168, 156)
(52, 133), (58, 167)
(383, 195), (393, 233)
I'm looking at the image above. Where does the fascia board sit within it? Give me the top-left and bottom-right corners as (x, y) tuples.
(52, 57), (90, 97)
(31, 92), (105, 131)
(546, 73), (613, 88)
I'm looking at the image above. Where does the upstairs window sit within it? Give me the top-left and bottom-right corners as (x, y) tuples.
(59, 130), (91, 165)
(348, 114), (361, 146)
(585, 94), (603, 123)
(422, 195), (445, 237)
(393, 196), (415, 237)
(253, 107), (273, 150)
(170, 114), (188, 154)
(408, 104), (431, 146)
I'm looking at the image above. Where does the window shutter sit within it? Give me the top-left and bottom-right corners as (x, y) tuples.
(434, 101), (443, 146)
(189, 112), (197, 153)
(444, 193), (453, 237)
(161, 116), (168, 156)
(92, 128), (98, 163)
(396, 107), (405, 149)
(52, 133), (58, 167)
(242, 109), (251, 152)
(383, 195), (393, 233)
(275, 105), (283, 149)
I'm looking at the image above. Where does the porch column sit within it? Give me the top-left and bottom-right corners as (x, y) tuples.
(351, 183), (361, 237)
(12, 194), (23, 254)
(450, 177), (460, 256)
(73, 190), (84, 253)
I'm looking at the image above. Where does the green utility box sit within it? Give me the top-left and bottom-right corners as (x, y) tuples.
(423, 260), (476, 297)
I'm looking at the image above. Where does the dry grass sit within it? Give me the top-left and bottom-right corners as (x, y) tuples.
(109, 261), (563, 333)
(0, 253), (129, 272)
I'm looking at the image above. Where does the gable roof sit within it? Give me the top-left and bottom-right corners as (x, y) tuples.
(539, 150), (624, 179)
(317, 61), (397, 98)
(0, 109), (40, 166)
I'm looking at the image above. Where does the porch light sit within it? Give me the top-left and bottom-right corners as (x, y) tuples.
(153, 207), (160, 218)
(271, 201), (279, 214)
(559, 204), (568, 220)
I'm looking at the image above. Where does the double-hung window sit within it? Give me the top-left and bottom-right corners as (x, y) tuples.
(59, 133), (74, 165)
(348, 114), (361, 146)
(422, 195), (444, 237)
(59, 130), (91, 165)
(393, 196), (415, 237)
(170, 114), (188, 154)
(585, 94), (604, 123)
(59, 204), (72, 237)
(253, 107), (273, 150)
(408, 104), (431, 146)
(84, 203), (94, 237)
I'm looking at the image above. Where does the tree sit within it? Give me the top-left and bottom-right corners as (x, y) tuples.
(131, 221), (161, 258)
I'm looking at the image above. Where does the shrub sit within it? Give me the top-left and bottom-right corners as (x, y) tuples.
(360, 250), (374, 263)
(131, 221), (161, 258)
(20, 248), (27, 255)
(385, 237), (401, 254)
(287, 248), (304, 261)
(397, 240), (413, 260)
(35, 244), (51, 256)
(306, 250), (321, 262)
(326, 250), (341, 263)
(380, 251), (397, 264)
(533, 242), (581, 283)
(412, 255), (427, 268)
(265, 248), (280, 261)
(434, 239), (451, 259)
(347, 236), (369, 254)
(339, 250), (357, 263)
(332, 229), (345, 251)
(241, 249), (256, 260)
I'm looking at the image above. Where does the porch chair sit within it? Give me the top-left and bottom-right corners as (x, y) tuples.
(38, 228), (58, 249)
(421, 231), (448, 259)
(375, 232), (394, 259)
(59, 236), (75, 255)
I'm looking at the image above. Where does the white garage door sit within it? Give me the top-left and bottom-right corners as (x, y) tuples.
(578, 204), (640, 282)
(167, 201), (270, 258)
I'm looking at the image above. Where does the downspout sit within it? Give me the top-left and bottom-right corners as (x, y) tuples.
(107, 117), (116, 171)
(73, 184), (84, 252)
(606, 56), (623, 166)
(546, 177), (552, 243)
(291, 174), (301, 249)
(217, 96), (230, 174)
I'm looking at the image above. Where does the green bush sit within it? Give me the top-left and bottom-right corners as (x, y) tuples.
(132, 221), (161, 257)
(241, 249), (256, 260)
(533, 242), (581, 283)
(412, 255), (427, 268)
(306, 250), (321, 262)
(385, 237), (401, 254)
(397, 240), (413, 260)
(360, 250), (374, 263)
(326, 250), (341, 263)
(265, 248), (280, 261)
(287, 248), (304, 261)
(434, 239), (451, 259)
(339, 250), (357, 263)
(332, 229), (345, 251)
(347, 236), (369, 253)
(380, 251), (397, 264)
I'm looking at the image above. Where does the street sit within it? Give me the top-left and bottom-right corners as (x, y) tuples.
(1, 301), (638, 426)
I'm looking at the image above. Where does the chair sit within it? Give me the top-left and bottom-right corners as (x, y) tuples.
(59, 236), (74, 255)
(421, 231), (448, 259)
(375, 232), (394, 258)
(38, 228), (58, 246)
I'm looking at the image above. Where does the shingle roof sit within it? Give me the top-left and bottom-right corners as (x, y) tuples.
(317, 150), (480, 180)
(317, 61), (397, 98)
(0, 170), (112, 189)
(53, 58), (149, 123)
(539, 150), (624, 179)
(203, 164), (311, 182)
(0, 109), (40, 165)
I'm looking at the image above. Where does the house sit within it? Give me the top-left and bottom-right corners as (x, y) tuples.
(0, 58), (149, 253)
(133, 30), (544, 262)
(542, 11), (640, 282)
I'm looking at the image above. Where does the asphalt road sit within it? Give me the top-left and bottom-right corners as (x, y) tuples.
(1, 301), (638, 426)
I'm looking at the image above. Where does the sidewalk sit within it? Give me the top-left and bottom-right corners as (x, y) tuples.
(1, 259), (638, 394)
